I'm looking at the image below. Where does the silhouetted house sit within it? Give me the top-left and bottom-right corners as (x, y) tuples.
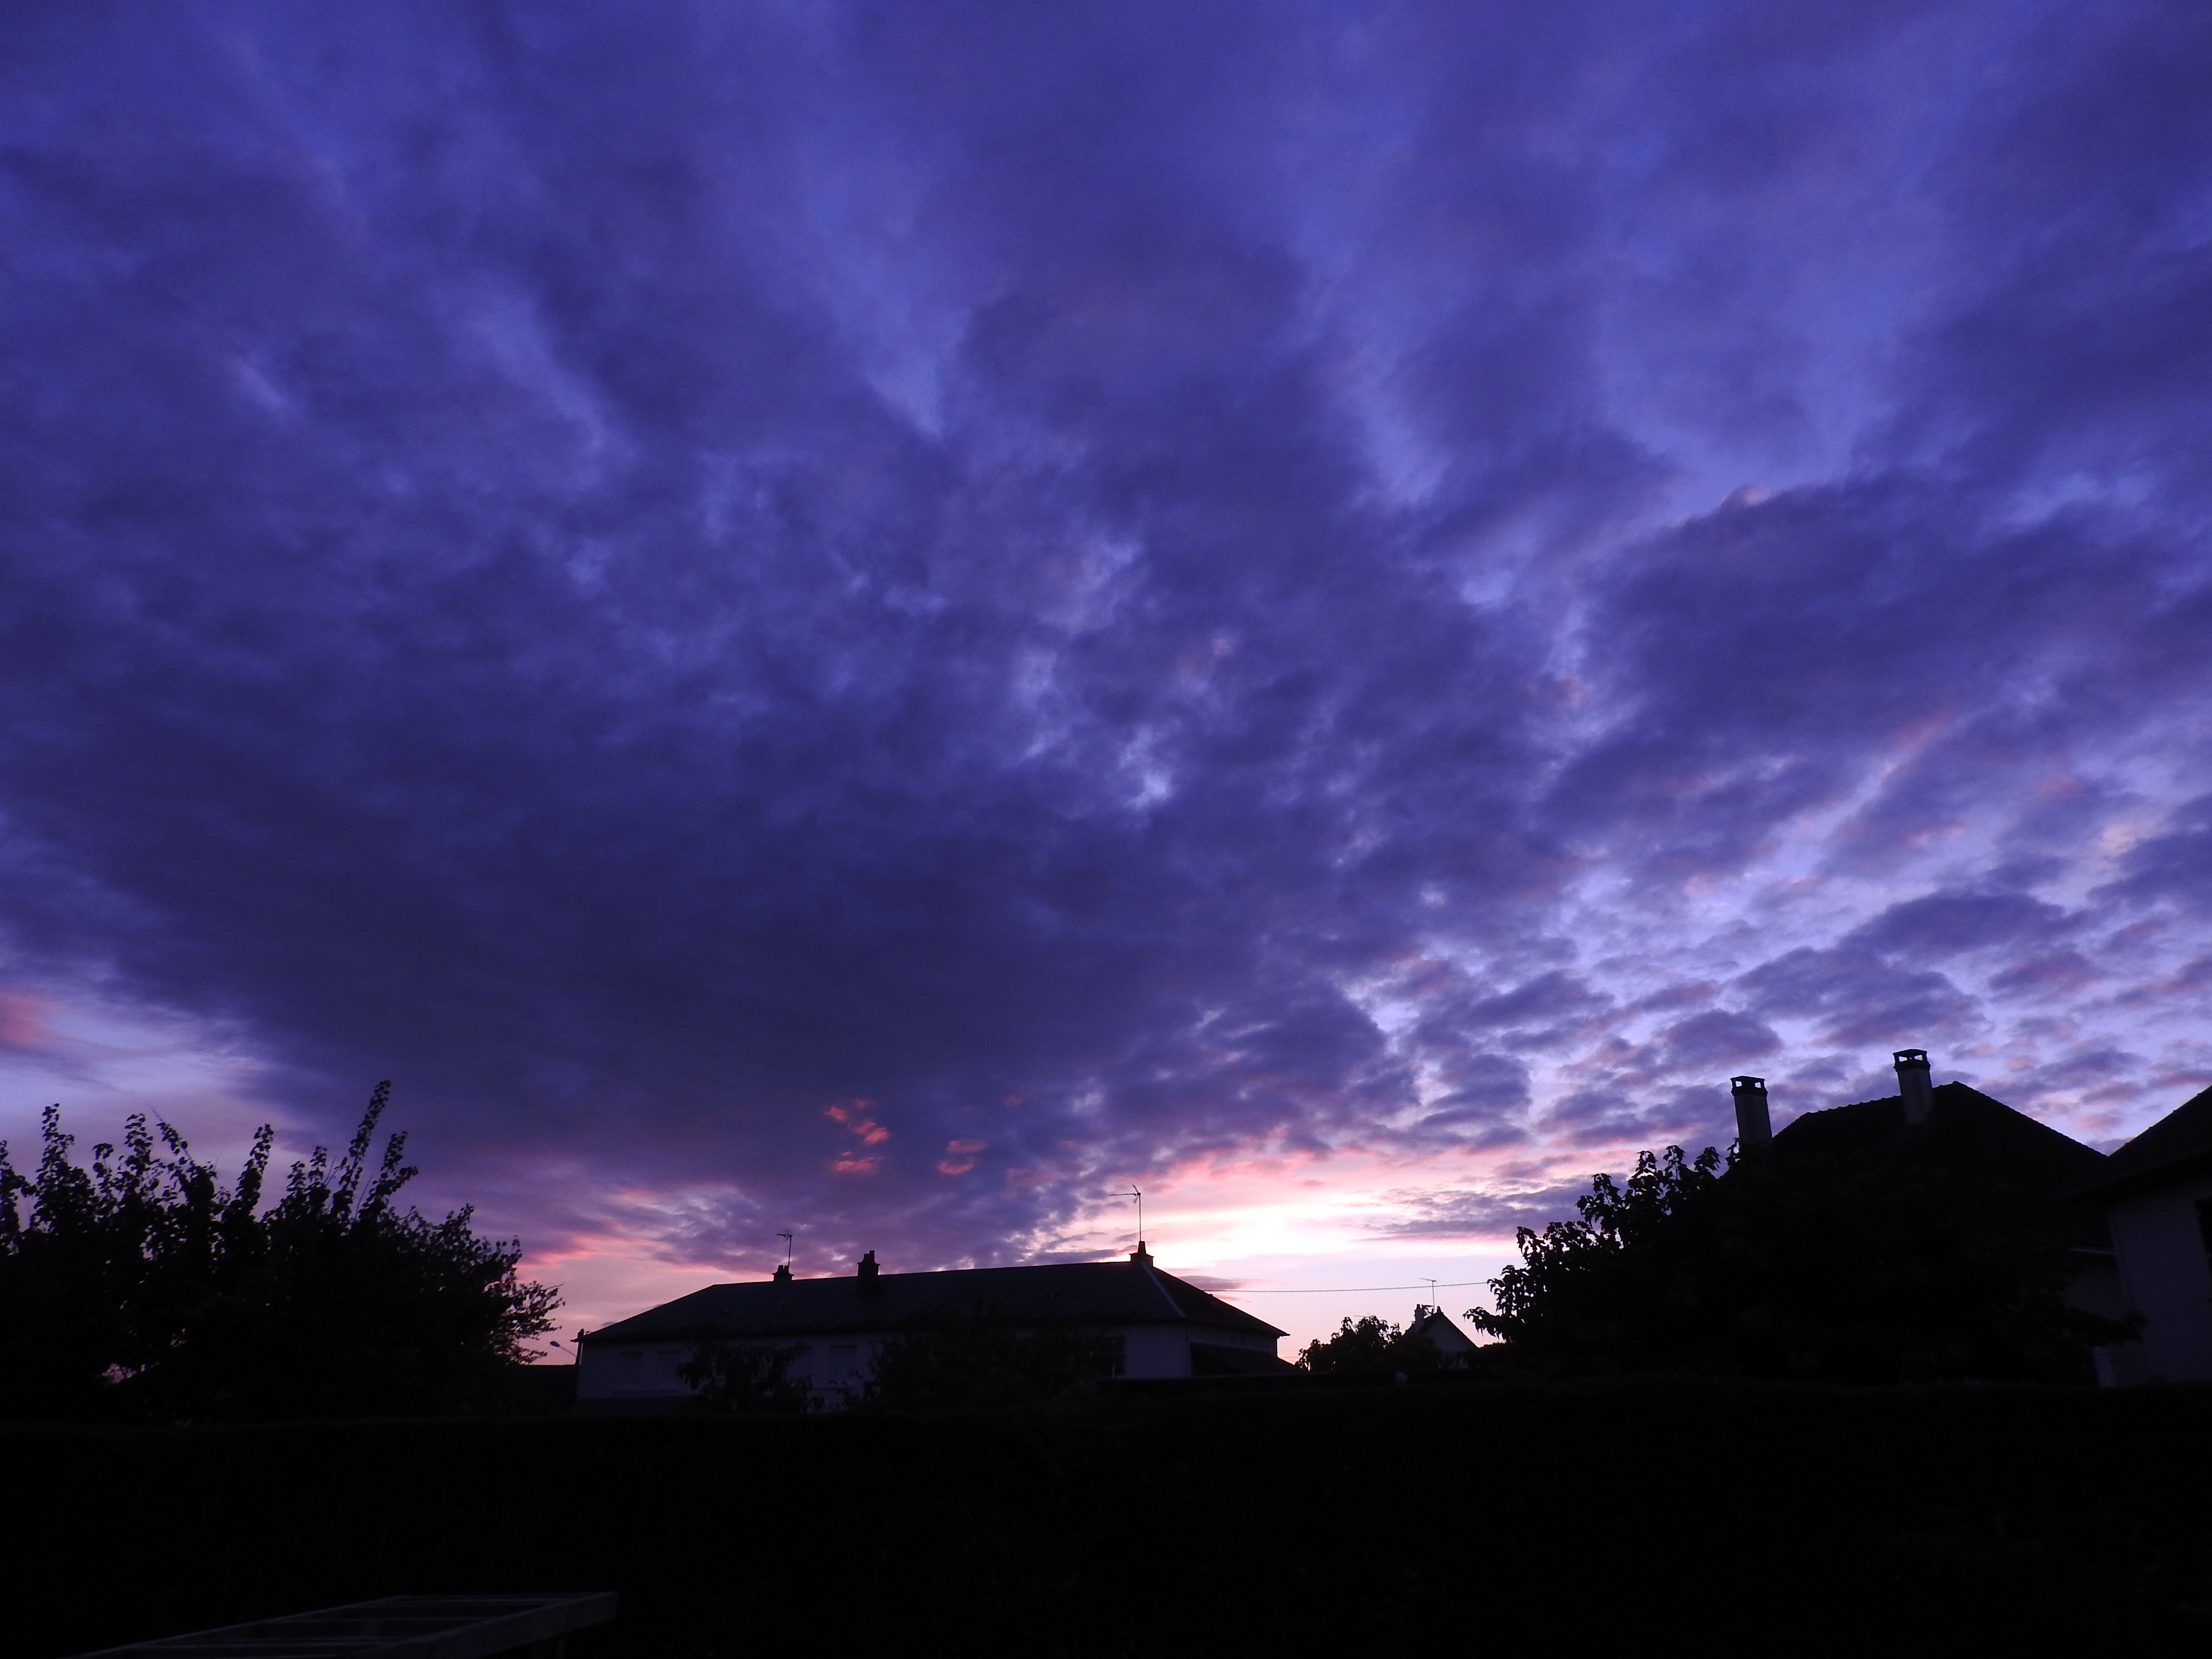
(576, 1244), (1290, 1406)
(1736, 1051), (2128, 1340)
(2066, 1082), (2212, 1383)
(1405, 1304), (1479, 1368)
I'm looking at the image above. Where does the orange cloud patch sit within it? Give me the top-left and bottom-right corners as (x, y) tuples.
(825, 1101), (889, 1172)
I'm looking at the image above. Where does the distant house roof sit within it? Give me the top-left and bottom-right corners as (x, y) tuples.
(584, 1260), (1286, 1345)
(2066, 1083), (2212, 1202)
(1771, 1079), (2109, 1244)
(1406, 1306), (1477, 1353)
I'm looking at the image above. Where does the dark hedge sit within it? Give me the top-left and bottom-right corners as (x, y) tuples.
(11, 1380), (2212, 1657)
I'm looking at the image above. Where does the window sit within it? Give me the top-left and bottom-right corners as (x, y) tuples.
(828, 1344), (858, 1385)
(618, 1350), (644, 1390)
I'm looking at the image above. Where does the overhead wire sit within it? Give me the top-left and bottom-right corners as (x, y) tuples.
(1215, 1279), (1491, 1294)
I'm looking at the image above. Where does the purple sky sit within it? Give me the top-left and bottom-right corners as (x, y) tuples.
(2, 2), (2209, 1346)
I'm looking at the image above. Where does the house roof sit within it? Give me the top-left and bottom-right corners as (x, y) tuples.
(2065, 1082), (2212, 1202)
(1406, 1307), (1478, 1354)
(1770, 1079), (2109, 1244)
(583, 1259), (1286, 1345)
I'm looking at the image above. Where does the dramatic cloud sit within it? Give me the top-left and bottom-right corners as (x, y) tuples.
(0, 2), (2207, 1313)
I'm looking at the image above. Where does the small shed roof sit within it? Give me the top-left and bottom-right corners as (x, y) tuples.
(585, 1259), (1285, 1344)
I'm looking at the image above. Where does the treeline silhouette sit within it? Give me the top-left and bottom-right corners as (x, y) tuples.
(3, 1099), (2205, 1653)
(1470, 1141), (2131, 1382)
(1298, 1313), (1450, 1376)
(0, 1083), (558, 1421)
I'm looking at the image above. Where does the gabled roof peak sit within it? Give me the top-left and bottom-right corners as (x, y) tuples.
(1770, 1079), (2105, 1214)
(585, 1257), (1286, 1344)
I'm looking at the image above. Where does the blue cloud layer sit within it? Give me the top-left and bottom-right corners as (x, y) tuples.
(0, 1), (2206, 1268)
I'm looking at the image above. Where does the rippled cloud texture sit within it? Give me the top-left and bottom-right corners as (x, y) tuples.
(2, 2), (2208, 1297)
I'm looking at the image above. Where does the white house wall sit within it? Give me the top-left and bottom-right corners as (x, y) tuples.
(1119, 1324), (1191, 1380)
(578, 1320), (1241, 1400)
(2108, 1176), (2212, 1382)
(577, 1339), (695, 1400)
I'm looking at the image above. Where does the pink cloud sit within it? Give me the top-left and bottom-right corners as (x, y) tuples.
(937, 1137), (986, 1175)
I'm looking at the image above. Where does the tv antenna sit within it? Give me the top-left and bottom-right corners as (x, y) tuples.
(1422, 1278), (1439, 1317)
(1125, 1185), (1143, 1250)
(777, 1230), (794, 1269)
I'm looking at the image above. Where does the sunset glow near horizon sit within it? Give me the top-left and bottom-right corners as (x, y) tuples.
(1, 4), (2209, 1356)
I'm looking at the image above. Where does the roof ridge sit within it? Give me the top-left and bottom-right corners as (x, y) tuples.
(582, 1257), (1286, 1343)
(1139, 1260), (1190, 1322)
(2068, 1081), (2212, 1198)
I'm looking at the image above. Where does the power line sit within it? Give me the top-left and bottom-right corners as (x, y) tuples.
(1217, 1279), (1491, 1294)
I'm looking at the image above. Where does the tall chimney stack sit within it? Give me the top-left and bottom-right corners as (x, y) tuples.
(1730, 1076), (1771, 1145)
(1894, 1049), (1934, 1126)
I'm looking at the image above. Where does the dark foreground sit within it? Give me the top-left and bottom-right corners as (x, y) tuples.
(13, 1380), (2212, 1657)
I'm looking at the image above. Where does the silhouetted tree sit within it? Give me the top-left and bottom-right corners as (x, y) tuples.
(1296, 1314), (1442, 1377)
(0, 1084), (559, 1420)
(1470, 1142), (2132, 1383)
(862, 1313), (1121, 1410)
(678, 1340), (814, 1413)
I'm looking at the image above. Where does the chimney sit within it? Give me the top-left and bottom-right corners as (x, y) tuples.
(1730, 1075), (1772, 1146)
(1129, 1241), (1154, 1267)
(1894, 1049), (1933, 1126)
(856, 1249), (880, 1284)
(772, 1262), (792, 1283)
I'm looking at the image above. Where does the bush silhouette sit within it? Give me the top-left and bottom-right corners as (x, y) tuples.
(677, 1341), (814, 1413)
(0, 1082), (559, 1420)
(862, 1311), (1121, 1409)
(1295, 1314), (1442, 1376)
